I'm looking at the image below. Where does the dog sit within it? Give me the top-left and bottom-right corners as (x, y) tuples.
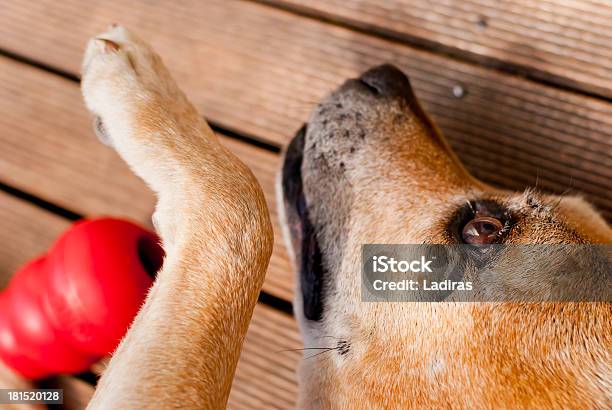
(279, 65), (612, 408)
(15, 26), (605, 409)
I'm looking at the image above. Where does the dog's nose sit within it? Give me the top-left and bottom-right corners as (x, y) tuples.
(357, 64), (411, 97)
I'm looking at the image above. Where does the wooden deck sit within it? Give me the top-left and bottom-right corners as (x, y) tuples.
(0, 0), (610, 408)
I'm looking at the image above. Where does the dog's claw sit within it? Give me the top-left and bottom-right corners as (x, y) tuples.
(95, 38), (120, 53)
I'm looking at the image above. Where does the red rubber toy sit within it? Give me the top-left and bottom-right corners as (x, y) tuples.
(0, 218), (163, 379)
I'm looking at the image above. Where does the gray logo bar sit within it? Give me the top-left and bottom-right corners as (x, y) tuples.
(362, 244), (611, 302)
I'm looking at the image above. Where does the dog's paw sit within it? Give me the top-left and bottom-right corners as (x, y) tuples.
(81, 26), (207, 184)
(82, 25), (140, 122)
(81, 25), (190, 147)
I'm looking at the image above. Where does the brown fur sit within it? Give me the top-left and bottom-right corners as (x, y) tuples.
(280, 64), (611, 409)
(80, 27), (273, 408)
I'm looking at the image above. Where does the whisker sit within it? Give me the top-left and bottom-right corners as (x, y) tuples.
(275, 347), (336, 353)
(304, 348), (338, 360)
(559, 186), (576, 197)
(550, 177), (576, 211)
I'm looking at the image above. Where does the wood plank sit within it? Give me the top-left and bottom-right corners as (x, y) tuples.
(229, 304), (301, 409)
(270, 0), (612, 99)
(0, 192), (67, 289)
(0, 56), (293, 301)
(1, 0), (609, 219)
(38, 376), (95, 410)
(0, 190), (300, 408)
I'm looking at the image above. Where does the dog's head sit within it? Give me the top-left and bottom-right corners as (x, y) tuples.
(279, 65), (611, 408)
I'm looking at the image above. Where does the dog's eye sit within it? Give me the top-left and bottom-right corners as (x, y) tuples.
(461, 216), (503, 244)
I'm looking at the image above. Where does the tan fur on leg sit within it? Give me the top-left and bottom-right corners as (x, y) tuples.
(81, 26), (273, 409)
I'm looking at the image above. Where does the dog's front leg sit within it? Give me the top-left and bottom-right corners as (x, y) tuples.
(81, 26), (273, 409)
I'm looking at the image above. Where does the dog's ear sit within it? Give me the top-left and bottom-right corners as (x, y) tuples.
(282, 126), (326, 321)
